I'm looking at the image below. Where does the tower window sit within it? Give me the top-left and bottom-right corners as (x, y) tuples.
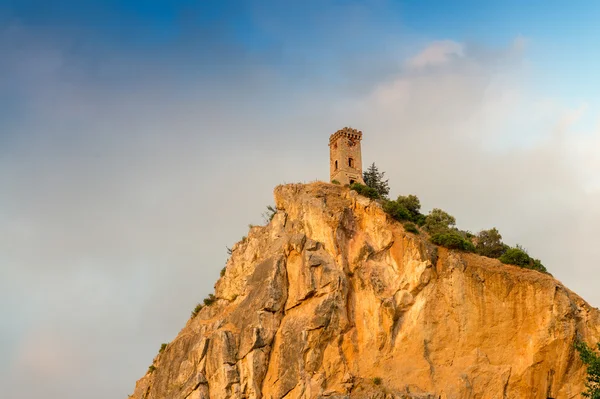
(335, 160), (338, 170)
(348, 158), (354, 168)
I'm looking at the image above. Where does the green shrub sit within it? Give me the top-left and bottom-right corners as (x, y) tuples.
(499, 246), (547, 273)
(424, 208), (456, 234)
(574, 340), (600, 398)
(350, 183), (381, 199)
(475, 227), (509, 258)
(159, 343), (167, 354)
(415, 214), (427, 226)
(191, 303), (203, 318)
(373, 377), (382, 385)
(530, 259), (547, 273)
(403, 222), (419, 234)
(331, 179), (341, 185)
(499, 246), (530, 266)
(203, 294), (216, 306)
(382, 194), (425, 225)
(382, 200), (412, 221)
(148, 365), (156, 373)
(220, 267), (226, 277)
(431, 232), (475, 252)
(396, 195), (421, 219)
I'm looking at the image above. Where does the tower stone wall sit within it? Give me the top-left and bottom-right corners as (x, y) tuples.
(329, 127), (364, 185)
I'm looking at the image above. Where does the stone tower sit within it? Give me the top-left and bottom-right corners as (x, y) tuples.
(329, 127), (365, 185)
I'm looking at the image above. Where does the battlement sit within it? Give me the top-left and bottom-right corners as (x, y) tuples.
(329, 127), (364, 185)
(329, 127), (363, 145)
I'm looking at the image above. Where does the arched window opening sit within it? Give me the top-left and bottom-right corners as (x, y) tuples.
(348, 158), (354, 168)
(335, 160), (338, 170)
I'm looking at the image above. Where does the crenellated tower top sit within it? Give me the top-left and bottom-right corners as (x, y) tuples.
(328, 127), (363, 145)
(328, 127), (364, 185)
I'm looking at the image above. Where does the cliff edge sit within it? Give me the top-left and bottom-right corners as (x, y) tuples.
(130, 182), (600, 399)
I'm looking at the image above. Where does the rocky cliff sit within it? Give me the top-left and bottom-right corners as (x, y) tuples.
(130, 183), (600, 399)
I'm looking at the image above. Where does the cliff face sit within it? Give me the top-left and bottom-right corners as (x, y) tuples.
(130, 183), (600, 399)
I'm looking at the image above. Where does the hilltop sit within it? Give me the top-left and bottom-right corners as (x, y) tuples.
(130, 182), (600, 399)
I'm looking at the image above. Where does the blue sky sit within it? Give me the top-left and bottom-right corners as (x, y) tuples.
(2, 2), (600, 399)
(2, 0), (598, 101)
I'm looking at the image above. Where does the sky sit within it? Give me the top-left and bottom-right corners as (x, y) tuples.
(1, 1), (600, 398)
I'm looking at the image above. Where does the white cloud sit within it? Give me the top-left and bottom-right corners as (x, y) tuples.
(406, 40), (464, 68)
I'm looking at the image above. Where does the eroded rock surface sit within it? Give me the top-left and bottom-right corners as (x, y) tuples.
(130, 183), (600, 399)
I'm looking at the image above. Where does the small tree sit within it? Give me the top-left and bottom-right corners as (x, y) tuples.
(475, 228), (507, 258)
(424, 208), (456, 234)
(396, 194), (422, 221)
(363, 163), (390, 199)
(575, 341), (600, 398)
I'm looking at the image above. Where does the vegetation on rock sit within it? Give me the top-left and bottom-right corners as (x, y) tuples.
(475, 228), (507, 258)
(424, 208), (457, 235)
(403, 222), (419, 234)
(431, 232), (475, 252)
(349, 183), (380, 199)
(203, 293), (216, 306)
(159, 343), (167, 354)
(262, 205), (277, 224)
(499, 246), (547, 273)
(382, 194), (425, 227)
(191, 303), (203, 318)
(191, 294), (218, 319)
(575, 341), (600, 398)
(363, 163), (390, 198)
(349, 166), (547, 272)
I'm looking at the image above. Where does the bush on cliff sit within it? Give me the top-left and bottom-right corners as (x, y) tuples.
(203, 294), (216, 306)
(396, 195), (424, 223)
(382, 194), (425, 226)
(339, 180), (548, 273)
(499, 246), (547, 273)
(382, 199), (412, 221)
(574, 340), (600, 398)
(191, 303), (203, 318)
(403, 222), (420, 234)
(350, 183), (380, 200)
(424, 208), (456, 234)
(475, 228), (508, 259)
(430, 232), (475, 252)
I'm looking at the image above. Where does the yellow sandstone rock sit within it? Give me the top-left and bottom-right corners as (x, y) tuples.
(130, 182), (600, 399)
